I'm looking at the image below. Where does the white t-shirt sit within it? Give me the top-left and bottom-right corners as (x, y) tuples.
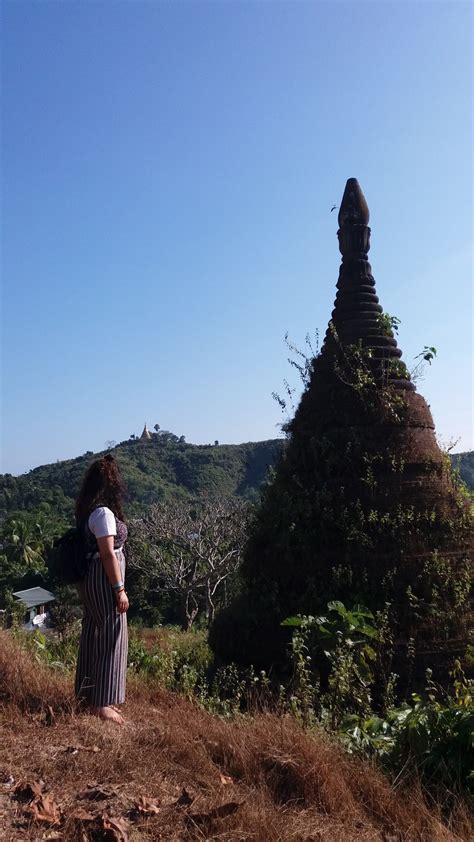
(88, 506), (117, 539)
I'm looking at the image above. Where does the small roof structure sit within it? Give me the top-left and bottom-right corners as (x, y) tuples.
(13, 587), (56, 609)
(140, 423), (152, 440)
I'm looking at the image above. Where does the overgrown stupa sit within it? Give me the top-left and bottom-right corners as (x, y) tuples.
(210, 179), (472, 685)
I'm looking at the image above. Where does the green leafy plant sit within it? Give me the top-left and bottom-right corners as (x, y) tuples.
(376, 312), (401, 336)
(416, 345), (437, 365)
(283, 602), (380, 728)
(342, 663), (474, 798)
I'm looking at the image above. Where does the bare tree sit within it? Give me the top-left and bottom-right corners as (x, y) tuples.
(129, 497), (250, 630)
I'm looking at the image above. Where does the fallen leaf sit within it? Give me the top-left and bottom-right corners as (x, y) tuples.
(13, 779), (45, 802)
(78, 783), (117, 801)
(27, 794), (61, 825)
(173, 787), (194, 807)
(219, 773), (233, 785)
(99, 814), (129, 841)
(132, 795), (161, 816)
(65, 744), (100, 754)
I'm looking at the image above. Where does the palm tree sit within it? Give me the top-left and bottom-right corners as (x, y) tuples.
(1, 514), (46, 572)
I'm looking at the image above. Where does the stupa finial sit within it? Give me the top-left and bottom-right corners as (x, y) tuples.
(338, 177), (370, 227)
(337, 178), (371, 259)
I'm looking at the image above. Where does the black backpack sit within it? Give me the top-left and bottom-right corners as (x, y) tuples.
(51, 521), (97, 585)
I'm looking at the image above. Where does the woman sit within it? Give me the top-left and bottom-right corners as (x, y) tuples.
(74, 455), (129, 724)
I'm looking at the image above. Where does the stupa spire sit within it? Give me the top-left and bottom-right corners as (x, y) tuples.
(325, 178), (414, 390)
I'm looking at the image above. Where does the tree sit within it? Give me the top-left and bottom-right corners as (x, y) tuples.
(2, 514), (47, 573)
(158, 430), (179, 444)
(0, 510), (65, 592)
(129, 497), (250, 630)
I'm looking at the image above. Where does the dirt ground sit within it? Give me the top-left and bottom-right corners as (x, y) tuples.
(0, 632), (471, 841)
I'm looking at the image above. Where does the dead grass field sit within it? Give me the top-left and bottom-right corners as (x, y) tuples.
(0, 631), (471, 841)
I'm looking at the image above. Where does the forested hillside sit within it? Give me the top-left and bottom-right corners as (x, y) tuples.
(0, 439), (472, 521)
(0, 438), (285, 518)
(451, 450), (474, 492)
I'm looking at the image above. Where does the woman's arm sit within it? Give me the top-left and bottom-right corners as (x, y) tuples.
(96, 535), (129, 614)
(96, 535), (122, 585)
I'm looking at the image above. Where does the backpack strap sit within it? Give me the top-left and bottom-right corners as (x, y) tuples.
(77, 516), (99, 558)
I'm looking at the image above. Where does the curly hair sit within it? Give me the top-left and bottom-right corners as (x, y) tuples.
(75, 455), (126, 523)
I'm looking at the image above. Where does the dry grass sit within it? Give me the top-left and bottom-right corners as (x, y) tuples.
(0, 631), (471, 841)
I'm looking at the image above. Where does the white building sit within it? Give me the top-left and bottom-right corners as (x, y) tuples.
(13, 586), (56, 629)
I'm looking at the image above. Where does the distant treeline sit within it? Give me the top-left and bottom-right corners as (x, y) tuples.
(450, 450), (474, 493)
(0, 438), (285, 519)
(0, 439), (472, 522)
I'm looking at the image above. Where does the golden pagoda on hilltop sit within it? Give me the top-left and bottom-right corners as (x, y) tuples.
(139, 423), (152, 441)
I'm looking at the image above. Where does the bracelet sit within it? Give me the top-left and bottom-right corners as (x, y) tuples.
(115, 588), (125, 596)
(112, 581), (124, 591)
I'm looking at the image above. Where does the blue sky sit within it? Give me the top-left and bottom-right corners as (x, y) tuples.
(2, 0), (472, 475)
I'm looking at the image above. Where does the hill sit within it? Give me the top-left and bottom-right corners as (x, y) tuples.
(1, 439), (472, 520)
(0, 438), (285, 518)
(451, 450), (474, 492)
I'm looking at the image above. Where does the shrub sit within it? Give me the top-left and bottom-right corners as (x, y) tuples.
(341, 662), (474, 799)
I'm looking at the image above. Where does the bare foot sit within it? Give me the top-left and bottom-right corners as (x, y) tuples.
(91, 705), (124, 724)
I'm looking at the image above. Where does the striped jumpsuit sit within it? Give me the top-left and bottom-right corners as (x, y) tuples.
(75, 510), (128, 707)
